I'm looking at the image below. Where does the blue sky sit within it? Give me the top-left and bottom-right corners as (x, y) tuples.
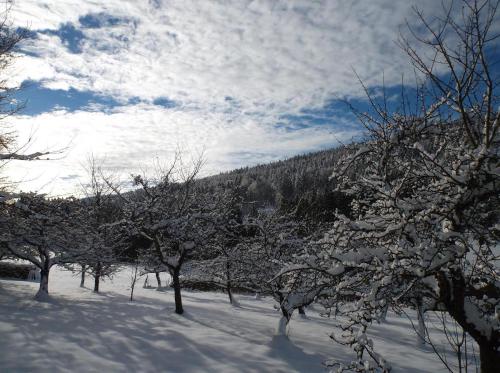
(5, 0), (472, 195)
(15, 80), (178, 115)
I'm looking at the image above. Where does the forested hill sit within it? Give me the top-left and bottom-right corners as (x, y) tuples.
(197, 146), (353, 221)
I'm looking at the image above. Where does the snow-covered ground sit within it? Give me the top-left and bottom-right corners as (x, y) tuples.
(0, 266), (470, 372)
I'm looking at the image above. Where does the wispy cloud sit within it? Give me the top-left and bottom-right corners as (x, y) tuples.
(6, 0), (453, 194)
(8, 104), (358, 195)
(12, 0), (446, 109)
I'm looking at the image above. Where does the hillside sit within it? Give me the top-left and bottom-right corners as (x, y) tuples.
(197, 146), (354, 221)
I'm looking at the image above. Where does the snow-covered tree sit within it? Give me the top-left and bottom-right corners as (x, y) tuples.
(312, 1), (499, 371)
(234, 212), (326, 336)
(137, 242), (168, 288)
(196, 183), (251, 305)
(74, 157), (123, 292)
(0, 194), (84, 299)
(111, 156), (209, 314)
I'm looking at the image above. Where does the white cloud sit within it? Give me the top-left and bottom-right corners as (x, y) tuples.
(4, 0), (464, 194)
(6, 104), (359, 196)
(11, 0), (449, 112)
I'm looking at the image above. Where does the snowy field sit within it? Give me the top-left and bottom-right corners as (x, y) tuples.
(0, 267), (467, 373)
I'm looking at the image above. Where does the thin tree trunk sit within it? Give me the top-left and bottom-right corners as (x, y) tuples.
(172, 268), (183, 315)
(276, 307), (292, 336)
(80, 264), (86, 287)
(35, 264), (50, 300)
(130, 265), (138, 301)
(416, 300), (426, 346)
(227, 282), (234, 304)
(226, 260), (235, 305)
(380, 303), (389, 322)
(94, 262), (101, 293)
(155, 271), (161, 288)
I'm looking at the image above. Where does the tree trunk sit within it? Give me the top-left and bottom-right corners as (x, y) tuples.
(479, 342), (500, 373)
(276, 307), (292, 336)
(416, 299), (426, 346)
(436, 270), (500, 373)
(226, 261), (235, 305)
(94, 262), (101, 293)
(80, 264), (86, 287)
(155, 271), (161, 288)
(94, 274), (100, 293)
(227, 282), (234, 304)
(380, 303), (389, 322)
(94, 273), (100, 293)
(172, 268), (183, 315)
(298, 306), (306, 317)
(35, 265), (50, 299)
(130, 265), (138, 301)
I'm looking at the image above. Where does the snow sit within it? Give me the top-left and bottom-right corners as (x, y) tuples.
(0, 266), (470, 373)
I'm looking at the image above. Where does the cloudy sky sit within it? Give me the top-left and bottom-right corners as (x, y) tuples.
(5, 0), (448, 196)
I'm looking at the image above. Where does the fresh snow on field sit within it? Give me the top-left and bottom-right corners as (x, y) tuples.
(0, 266), (466, 372)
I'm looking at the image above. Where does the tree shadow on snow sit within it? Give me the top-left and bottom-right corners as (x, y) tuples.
(0, 282), (331, 373)
(268, 335), (326, 372)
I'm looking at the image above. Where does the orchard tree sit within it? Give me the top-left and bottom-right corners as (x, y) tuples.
(74, 157), (122, 292)
(0, 194), (84, 299)
(199, 182), (251, 305)
(238, 212), (326, 336)
(138, 244), (167, 289)
(110, 155), (209, 314)
(314, 1), (499, 371)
